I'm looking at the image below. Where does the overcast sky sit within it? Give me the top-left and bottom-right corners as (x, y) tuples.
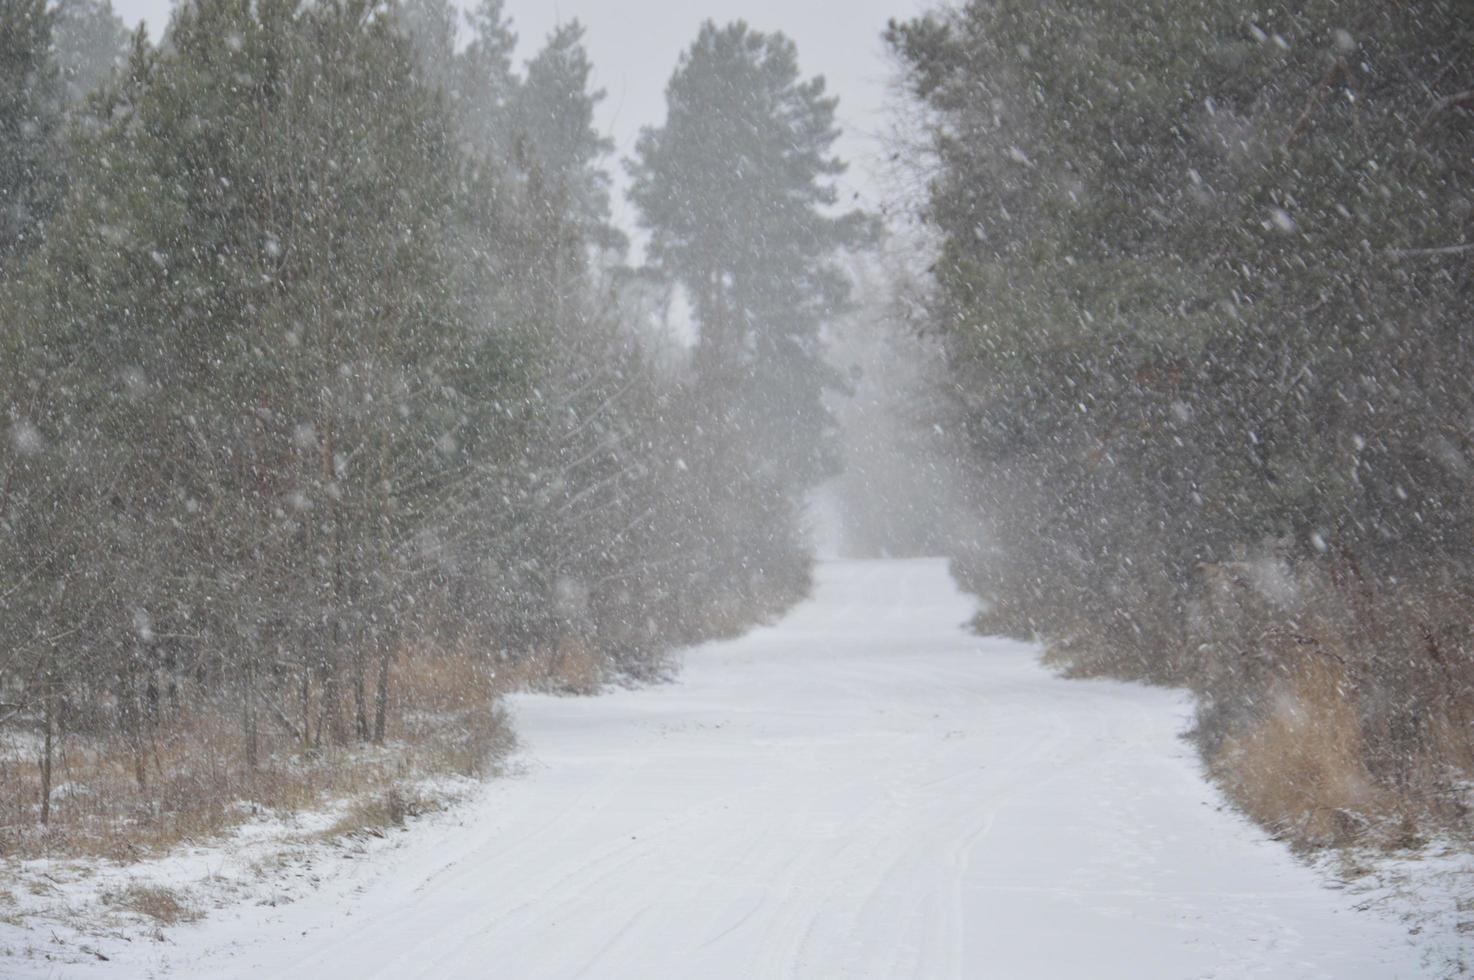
(108, 0), (933, 238)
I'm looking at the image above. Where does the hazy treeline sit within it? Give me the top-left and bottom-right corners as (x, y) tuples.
(889, 1), (1474, 848)
(0, 0), (856, 846)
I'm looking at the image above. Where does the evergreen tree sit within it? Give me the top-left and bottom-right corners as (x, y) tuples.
(0, 0), (63, 266)
(395, 0), (458, 97)
(515, 21), (626, 257)
(629, 20), (872, 491)
(0, 0), (840, 848)
(889, 0), (1474, 646)
(457, 0), (519, 161)
(890, 0), (1474, 841)
(51, 0), (129, 106)
(7, 0), (471, 749)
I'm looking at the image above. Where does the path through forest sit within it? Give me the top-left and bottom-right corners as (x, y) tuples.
(35, 559), (1432, 978)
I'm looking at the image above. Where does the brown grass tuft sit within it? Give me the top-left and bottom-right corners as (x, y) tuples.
(103, 884), (200, 926)
(1210, 658), (1386, 849)
(493, 637), (605, 697)
(322, 786), (449, 840)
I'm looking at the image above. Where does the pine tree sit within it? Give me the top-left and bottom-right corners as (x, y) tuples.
(629, 20), (872, 493)
(515, 21), (625, 257)
(9, 0), (470, 750)
(889, 0), (1474, 627)
(395, 0), (458, 92)
(51, 0), (129, 106)
(0, 0), (63, 266)
(457, 0), (520, 161)
(888, 0), (1474, 837)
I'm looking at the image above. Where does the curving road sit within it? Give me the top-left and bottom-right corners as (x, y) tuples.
(113, 559), (1428, 977)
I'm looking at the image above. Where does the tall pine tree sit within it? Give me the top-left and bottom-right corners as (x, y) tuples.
(51, 0), (129, 106)
(515, 21), (625, 257)
(629, 20), (871, 492)
(0, 0), (63, 266)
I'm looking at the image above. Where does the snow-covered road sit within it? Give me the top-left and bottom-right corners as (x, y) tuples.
(58, 559), (1433, 977)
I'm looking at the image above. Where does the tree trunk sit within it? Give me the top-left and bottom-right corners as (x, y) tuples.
(316, 657), (341, 749)
(299, 667), (312, 753)
(133, 738), (147, 792)
(320, 418), (349, 747)
(243, 659), (259, 771)
(353, 640), (368, 742)
(372, 648), (391, 745)
(39, 686), (53, 826)
(119, 658), (148, 791)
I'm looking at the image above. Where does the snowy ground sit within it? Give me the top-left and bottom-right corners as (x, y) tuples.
(4, 558), (1468, 978)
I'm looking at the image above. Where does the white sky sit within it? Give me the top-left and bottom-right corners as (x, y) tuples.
(108, 0), (933, 239)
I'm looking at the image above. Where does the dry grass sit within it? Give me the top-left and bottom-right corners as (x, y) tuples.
(394, 644), (517, 778)
(102, 884), (200, 926)
(0, 643), (515, 862)
(322, 786), (450, 839)
(1029, 554), (1474, 852)
(1210, 659), (1387, 849)
(492, 637), (606, 697)
(1191, 563), (1474, 850)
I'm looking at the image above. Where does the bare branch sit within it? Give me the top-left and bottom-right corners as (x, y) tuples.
(1386, 243), (1474, 260)
(1420, 89), (1474, 132)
